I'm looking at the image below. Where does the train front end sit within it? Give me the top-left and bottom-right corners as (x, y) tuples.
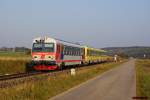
(31, 37), (57, 70)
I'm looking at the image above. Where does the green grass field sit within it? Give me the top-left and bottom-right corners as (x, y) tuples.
(0, 59), (30, 74)
(0, 61), (124, 100)
(0, 52), (31, 74)
(0, 51), (30, 57)
(136, 59), (150, 98)
(0, 52), (31, 60)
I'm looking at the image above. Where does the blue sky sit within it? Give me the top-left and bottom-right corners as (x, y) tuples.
(0, 0), (150, 48)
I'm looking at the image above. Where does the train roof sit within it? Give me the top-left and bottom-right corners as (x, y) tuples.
(33, 36), (106, 52)
(84, 46), (107, 52)
(55, 38), (84, 48)
(33, 36), (83, 48)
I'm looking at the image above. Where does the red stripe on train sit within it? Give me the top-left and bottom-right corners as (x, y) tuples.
(56, 60), (82, 63)
(34, 65), (57, 70)
(32, 52), (55, 55)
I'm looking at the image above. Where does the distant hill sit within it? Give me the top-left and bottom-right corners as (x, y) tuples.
(103, 46), (150, 58)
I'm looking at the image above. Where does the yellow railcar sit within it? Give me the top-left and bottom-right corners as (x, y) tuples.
(84, 46), (112, 64)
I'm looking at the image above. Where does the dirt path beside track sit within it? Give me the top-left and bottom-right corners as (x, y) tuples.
(50, 59), (136, 100)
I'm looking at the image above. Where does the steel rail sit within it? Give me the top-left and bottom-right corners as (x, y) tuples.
(0, 72), (44, 81)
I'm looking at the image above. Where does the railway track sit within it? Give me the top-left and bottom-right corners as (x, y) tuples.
(0, 65), (88, 81)
(0, 62), (111, 88)
(0, 69), (71, 88)
(0, 72), (45, 81)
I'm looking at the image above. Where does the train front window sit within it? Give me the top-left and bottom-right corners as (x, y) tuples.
(32, 43), (54, 52)
(44, 43), (54, 52)
(32, 43), (43, 52)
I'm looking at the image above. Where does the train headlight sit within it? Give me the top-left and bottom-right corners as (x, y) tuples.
(45, 55), (55, 60)
(48, 56), (51, 58)
(34, 56), (37, 58)
(32, 55), (41, 60)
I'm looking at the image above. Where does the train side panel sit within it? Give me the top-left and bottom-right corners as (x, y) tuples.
(57, 45), (83, 66)
(84, 46), (112, 64)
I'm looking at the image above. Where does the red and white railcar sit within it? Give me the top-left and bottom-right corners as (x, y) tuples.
(31, 37), (84, 70)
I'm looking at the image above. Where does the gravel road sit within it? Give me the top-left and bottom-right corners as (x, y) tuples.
(50, 59), (136, 100)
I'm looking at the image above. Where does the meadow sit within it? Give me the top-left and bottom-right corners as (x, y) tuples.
(136, 59), (150, 98)
(0, 52), (31, 74)
(0, 61), (124, 100)
(0, 51), (127, 100)
(0, 51), (30, 57)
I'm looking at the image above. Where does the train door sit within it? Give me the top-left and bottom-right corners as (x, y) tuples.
(82, 48), (85, 60)
(60, 45), (64, 60)
(56, 44), (61, 61)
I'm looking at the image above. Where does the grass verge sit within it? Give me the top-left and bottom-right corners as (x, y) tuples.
(136, 59), (150, 98)
(0, 52), (31, 74)
(0, 61), (125, 100)
(0, 59), (30, 74)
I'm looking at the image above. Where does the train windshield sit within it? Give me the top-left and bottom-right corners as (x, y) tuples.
(32, 43), (43, 52)
(32, 43), (54, 52)
(44, 43), (54, 52)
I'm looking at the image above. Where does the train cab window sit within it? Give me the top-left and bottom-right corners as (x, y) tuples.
(32, 43), (43, 52)
(33, 43), (54, 52)
(44, 43), (54, 52)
